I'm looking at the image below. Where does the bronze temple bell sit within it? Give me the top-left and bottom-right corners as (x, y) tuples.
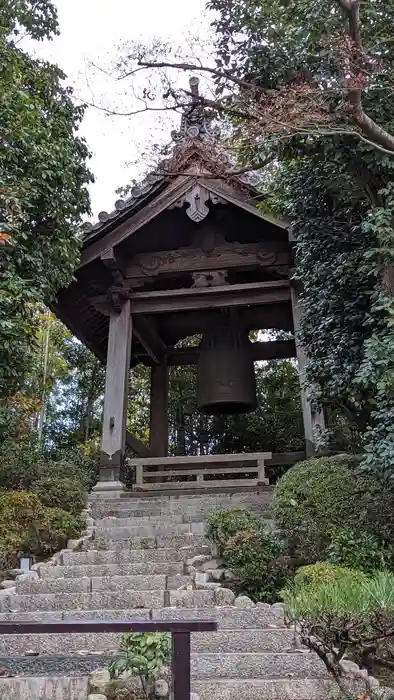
(197, 312), (257, 414)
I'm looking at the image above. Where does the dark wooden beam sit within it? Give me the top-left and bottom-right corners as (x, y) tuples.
(129, 281), (290, 315)
(101, 247), (126, 284)
(133, 316), (167, 364)
(126, 243), (290, 282)
(134, 338), (296, 366)
(126, 430), (152, 457)
(150, 364), (169, 456)
(79, 177), (195, 269)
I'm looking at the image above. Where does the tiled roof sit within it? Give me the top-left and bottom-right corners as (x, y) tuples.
(82, 77), (263, 244)
(82, 171), (167, 242)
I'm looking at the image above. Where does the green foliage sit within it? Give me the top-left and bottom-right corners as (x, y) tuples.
(0, 1), (92, 397)
(283, 569), (394, 675)
(273, 455), (394, 563)
(203, 0), (394, 466)
(44, 339), (105, 450)
(0, 421), (94, 493)
(0, 0), (59, 40)
(37, 507), (83, 555)
(108, 632), (171, 692)
(210, 360), (304, 455)
(293, 563), (369, 590)
(0, 491), (83, 566)
(327, 528), (393, 573)
(206, 508), (263, 553)
(31, 476), (86, 516)
(224, 528), (289, 602)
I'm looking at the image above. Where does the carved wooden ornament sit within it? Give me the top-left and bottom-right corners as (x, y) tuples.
(171, 184), (226, 222)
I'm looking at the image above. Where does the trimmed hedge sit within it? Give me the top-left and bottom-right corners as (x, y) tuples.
(224, 528), (289, 602)
(272, 454), (394, 564)
(293, 562), (369, 589)
(206, 508), (263, 554)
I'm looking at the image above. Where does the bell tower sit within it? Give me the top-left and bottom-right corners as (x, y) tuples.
(51, 77), (322, 494)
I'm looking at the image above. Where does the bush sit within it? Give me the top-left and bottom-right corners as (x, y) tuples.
(0, 434), (47, 490)
(206, 508), (264, 553)
(283, 569), (394, 685)
(0, 491), (83, 571)
(36, 508), (84, 556)
(108, 632), (171, 698)
(31, 476), (86, 515)
(273, 454), (394, 564)
(0, 491), (44, 567)
(327, 527), (393, 572)
(224, 528), (289, 602)
(293, 562), (369, 589)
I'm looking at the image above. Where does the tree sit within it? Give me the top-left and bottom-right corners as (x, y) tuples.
(109, 0), (394, 470)
(0, 0), (93, 399)
(44, 338), (105, 449)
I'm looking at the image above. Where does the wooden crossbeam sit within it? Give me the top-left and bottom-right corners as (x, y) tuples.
(133, 316), (167, 364)
(134, 339), (296, 366)
(130, 281), (290, 315)
(125, 431), (152, 457)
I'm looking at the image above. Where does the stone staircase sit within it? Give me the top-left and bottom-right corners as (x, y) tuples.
(0, 489), (341, 700)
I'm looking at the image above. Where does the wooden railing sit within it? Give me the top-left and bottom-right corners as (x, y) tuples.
(0, 619), (217, 700)
(126, 451), (305, 491)
(127, 452), (272, 490)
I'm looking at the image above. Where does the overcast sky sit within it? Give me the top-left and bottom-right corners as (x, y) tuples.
(26, 0), (214, 218)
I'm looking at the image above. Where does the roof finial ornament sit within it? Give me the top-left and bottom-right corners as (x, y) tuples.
(171, 76), (220, 143)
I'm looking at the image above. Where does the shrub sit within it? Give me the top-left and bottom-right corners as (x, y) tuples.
(0, 434), (47, 490)
(293, 562), (369, 589)
(31, 476), (86, 515)
(36, 508), (84, 556)
(224, 528), (289, 602)
(108, 632), (171, 697)
(0, 491), (45, 566)
(0, 491), (83, 570)
(327, 527), (393, 573)
(283, 569), (394, 686)
(272, 454), (394, 564)
(206, 508), (264, 553)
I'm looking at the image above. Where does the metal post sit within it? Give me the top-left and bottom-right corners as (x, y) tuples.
(172, 631), (191, 700)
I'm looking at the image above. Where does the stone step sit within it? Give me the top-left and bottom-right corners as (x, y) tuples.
(0, 609), (152, 623)
(0, 676), (346, 700)
(16, 574), (171, 595)
(94, 522), (205, 539)
(91, 492), (272, 518)
(91, 487), (273, 504)
(193, 678), (344, 700)
(2, 590), (165, 612)
(61, 546), (209, 566)
(91, 533), (209, 550)
(95, 514), (187, 528)
(0, 677), (88, 700)
(152, 605), (285, 628)
(0, 652), (325, 681)
(191, 652), (327, 679)
(0, 605), (285, 627)
(39, 561), (185, 578)
(94, 504), (272, 520)
(0, 629), (297, 656)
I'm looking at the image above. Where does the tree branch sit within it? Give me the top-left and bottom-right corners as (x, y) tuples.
(131, 60), (264, 94)
(335, 0), (394, 152)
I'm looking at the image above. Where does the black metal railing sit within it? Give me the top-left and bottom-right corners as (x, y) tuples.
(0, 619), (217, 700)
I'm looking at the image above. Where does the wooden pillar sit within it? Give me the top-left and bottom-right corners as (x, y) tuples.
(94, 300), (132, 492)
(149, 363), (169, 457)
(291, 285), (325, 458)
